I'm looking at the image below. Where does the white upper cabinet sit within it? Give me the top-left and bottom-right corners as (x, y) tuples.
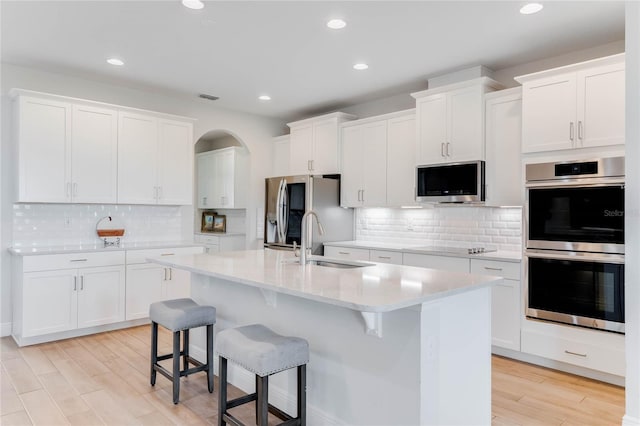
(340, 110), (416, 208)
(118, 113), (194, 205)
(484, 88), (523, 207)
(157, 119), (194, 205)
(288, 112), (357, 175)
(271, 135), (290, 177)
(71, 104), (118, 203)
(196, 147), (248, 209)
(11, 89), (194, 205)
(412, 78), (501, 165)
(516, 54), (625, 153)
(386, 113), (417, 207)
(340, 121), (387, 207)
(14, 93), (117, 203)
(117, 111), (159, 204)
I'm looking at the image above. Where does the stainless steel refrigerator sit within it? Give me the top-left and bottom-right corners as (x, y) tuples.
(264, 175), (353, 254)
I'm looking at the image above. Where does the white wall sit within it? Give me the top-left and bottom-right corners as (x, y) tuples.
(0, 63), (285, 333)
(624, 2), (640, 425)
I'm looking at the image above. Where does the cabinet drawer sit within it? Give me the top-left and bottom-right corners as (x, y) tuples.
(323, 246), (370, 261)
(521, 327), (625, 377)
(402, 253), (469, 272)
(369, 250), (402, 264)
(470, 259), (520, 280)
(126, 246), (203, 265)
(194, 234), (220, 245)
(23, 251), (125, 272)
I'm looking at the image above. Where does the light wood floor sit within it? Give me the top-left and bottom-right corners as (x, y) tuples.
(1, 326), (625, 425)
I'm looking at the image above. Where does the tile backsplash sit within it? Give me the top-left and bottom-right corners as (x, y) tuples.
(12, 204), (183, 247)
(356, 206), (523, 252)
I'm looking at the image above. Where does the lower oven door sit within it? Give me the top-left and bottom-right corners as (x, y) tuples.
(526, 249), (625, 333)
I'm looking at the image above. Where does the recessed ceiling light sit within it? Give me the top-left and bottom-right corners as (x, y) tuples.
(327, 19), (346, 30)
(182, 0), (204, 10)
(520, 3), (543, 14)
(106, 58), (124, 66)
(353, 63), (369, 71)
(258, 95), (271, 101)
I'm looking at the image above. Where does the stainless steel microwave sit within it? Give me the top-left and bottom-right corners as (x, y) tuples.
(416, 160), (485, 203)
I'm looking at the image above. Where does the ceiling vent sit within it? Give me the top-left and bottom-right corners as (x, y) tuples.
(199, 93), (220, 101)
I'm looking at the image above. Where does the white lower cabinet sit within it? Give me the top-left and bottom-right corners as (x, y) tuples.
(194, 233), (245, 254)
(470, 259), (521, 351)
(323, 246), (370, 261)
(125, 246), (204, 320)
(16, 252), (126, 341)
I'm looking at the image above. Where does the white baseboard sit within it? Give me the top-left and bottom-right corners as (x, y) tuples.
(190, 345), (342, 425)
(1, 322), (12, 337)
(623, 415), (640, 426)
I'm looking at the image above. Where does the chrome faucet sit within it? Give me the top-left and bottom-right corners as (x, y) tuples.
(300, 210), (325, 265)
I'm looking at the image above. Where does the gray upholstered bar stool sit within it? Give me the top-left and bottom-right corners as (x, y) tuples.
(216, 324), (309, 426)
(149, 298), (216, 404)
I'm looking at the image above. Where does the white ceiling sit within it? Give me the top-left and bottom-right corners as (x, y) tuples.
(1, 1), (625, 121)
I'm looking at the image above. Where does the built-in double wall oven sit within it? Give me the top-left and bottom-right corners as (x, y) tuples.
(525, 157), (625, 333)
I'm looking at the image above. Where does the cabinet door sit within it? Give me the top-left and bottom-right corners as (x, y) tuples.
(157, 119), (193, 205)
(387, 114), (417, 206)
(218, 149), (235, 208)
(490, 279), (521, 351)
(196, 152), (215, 208)
(448, 86), (484, 161)
(71, 104), (118, 203)
(402, 253), (469, 272)
(117, 112), (158, 204)
(312, 119), (340, 174)
(361, 121), (387, 207)
(289, 124), (313, 175)
(417, 94), (447, 164)
(125, 264), (165, 320)
(485, 92), (523, 207)
(164, 268), (191, 300)
(77, 265), (125, 328)
(521, 74), (577, 153)
(272, 136), (290, 177)
(340, 126), (364, 207)
(577, 63), (625, 148)
(23, 270), (77, 337)
(17, 96), (71, 202)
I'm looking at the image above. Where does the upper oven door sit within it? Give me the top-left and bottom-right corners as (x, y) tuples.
(526, 182), (625, 253)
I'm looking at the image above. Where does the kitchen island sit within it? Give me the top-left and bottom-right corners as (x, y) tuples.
(149, 249), (501, 425)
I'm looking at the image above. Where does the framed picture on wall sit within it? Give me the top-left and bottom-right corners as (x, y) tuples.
(201, 211), (217, 233)
(212, 215), (226, 233)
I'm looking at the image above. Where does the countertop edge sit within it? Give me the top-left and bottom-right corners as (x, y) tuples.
(8, 242), (205, 256)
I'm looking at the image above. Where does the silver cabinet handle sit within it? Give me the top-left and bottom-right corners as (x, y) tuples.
(565, 350), (587, 358)
(80, 275), (84, 290)
(203, 196), (207, 206)
(310, 160), (314, 171)
(441, 143), (445, 157)
(163, 268), (168, 281)
(158, 186), (162, 200)
(357, 190), (361, 202)
(66, 182), (71, 198)
(377, 256), (391, 260)
(361, 189), (364, 202)
(484, 266), (503, 271)
(338, 251), (350, 255)
(446, 142), (451, 157)
(169, 268), (172, 281)
(73, 183), (78, 197)
(70, 259), (87, 262)
(307, 160), (311, 171)
(73, 276), (77, 291)
(578, 121), (583, 140)
(160, 253), (175, 256)
(569, 122), (575, 141)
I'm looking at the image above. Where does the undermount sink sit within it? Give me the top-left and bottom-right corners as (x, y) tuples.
(282, 256), (374, 269)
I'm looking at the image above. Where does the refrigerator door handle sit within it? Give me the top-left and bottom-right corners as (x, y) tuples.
(276, 179), (283, 243)
(281, 180), (288, 242)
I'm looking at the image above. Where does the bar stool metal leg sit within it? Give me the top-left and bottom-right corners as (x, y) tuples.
(183, 329), (190, 372)
(172, 331), (181, 404)
(257, 375), (269, 426)
(218, 357), (228, 426)
(206, 324), (214, 393)
(150, 322), (158, 386)
(298, 365), (306, 425)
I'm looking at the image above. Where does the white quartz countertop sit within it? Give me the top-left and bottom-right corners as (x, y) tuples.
(148, 249), (502, 313)
(324, 240), (522, 262)
(8, 241), (203, 256)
